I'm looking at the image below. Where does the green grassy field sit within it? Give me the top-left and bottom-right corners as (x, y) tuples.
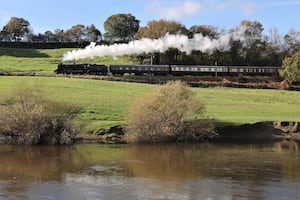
(0, 47), (135, 75)
(0, 76), (299, 134)
(0, 47), (299, 134)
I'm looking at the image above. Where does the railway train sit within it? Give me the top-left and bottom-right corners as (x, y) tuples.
(54, 63), (280, 76)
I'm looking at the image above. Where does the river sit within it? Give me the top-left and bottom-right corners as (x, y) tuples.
(0, 142), (299, 200)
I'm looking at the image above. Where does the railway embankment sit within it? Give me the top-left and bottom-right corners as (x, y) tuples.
(62, 74), (300, 91)
(1, 70), (300, 90)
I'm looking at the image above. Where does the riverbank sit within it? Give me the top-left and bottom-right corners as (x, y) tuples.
(75, 121), (300, 144)
(215, 121), (300, 143)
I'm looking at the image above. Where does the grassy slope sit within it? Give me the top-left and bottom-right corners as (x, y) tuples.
(0, 76), (299, 134)
(0, 47), (135, 75)
(0, 47), (299, 133)
(0, 76), (156, 132)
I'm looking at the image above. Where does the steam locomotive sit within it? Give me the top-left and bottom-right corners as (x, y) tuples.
(55, 63), (280, 76)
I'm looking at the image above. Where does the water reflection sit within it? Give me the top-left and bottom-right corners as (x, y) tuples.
(124, 142), (300, 182)
(0, 146), (72, 181)
(0, 142), (299, 200)
(124, 144), (205, 180)
(0, 144), (124, 182)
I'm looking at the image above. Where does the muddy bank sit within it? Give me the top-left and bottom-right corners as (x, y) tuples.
(2, 122), (299, 145)
(76, 122), (300, 144)
(215, 122), (300, 143)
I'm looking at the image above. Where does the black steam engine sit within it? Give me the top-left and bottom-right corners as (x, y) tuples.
(55, 63), (107, 75)
(55, 63), (280, 76)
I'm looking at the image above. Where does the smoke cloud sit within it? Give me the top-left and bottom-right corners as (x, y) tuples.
(63, 26), (249, 61)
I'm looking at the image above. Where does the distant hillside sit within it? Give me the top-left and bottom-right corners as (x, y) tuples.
(0, 47), (136, 75)
(0, 42), (90, 49)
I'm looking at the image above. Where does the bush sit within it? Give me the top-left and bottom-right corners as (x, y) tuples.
(0, 85), (81, 145)
(280, 50), (300, 84)
(125, 81), (215, 143)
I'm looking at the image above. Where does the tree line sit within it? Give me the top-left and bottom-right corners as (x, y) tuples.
(1, 14), (300, 82)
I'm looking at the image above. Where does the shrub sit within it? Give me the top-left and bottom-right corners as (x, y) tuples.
(280, 50), (300, 84)
(125, 81), (215, 143)
(0, 85), (81, 145)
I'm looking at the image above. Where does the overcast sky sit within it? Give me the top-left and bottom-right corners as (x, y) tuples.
(0, 0), (299, 35)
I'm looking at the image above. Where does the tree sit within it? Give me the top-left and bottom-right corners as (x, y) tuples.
(64, 24), (86, 43)
(125, 81), (215, 143)
(86, 24), (101, 42)
(30, 33), (46, 43)
(136, 19), (188, 39)
(2, 17), (30, 41)
(228, 20), (266, 65)
(135, 20), (188, 64)
(104, 13), (140, 42)
(44, 30), (55, 42)
(53, 29), (65, 42)
(280, 49), (300, 84)
(189, 25), (219, 39)
(284, 28), (300, 47)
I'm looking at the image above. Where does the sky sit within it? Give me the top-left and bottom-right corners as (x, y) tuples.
(0, 0), (299, 36)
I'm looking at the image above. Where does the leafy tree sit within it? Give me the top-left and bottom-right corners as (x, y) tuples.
(53, 29), (65, 42)
(226, 20), (266, 65)
(64, 24), (86, 43)
(280, 50), (300, 83)
(86, 24), (101, 42)
(189, 25), (219, 39)
(136, 19), (188, 39)
(104, 13), (140, 42)
(2, 17), (30, 41)
(136, 20), (188, 64)
(30, 33), (46, 43)
(44, 30), (55, 42)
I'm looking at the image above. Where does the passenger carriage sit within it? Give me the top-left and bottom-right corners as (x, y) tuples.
(228, 66), (280, 76)
(170, 65), (229, 76)
(109, 65), (170, 76)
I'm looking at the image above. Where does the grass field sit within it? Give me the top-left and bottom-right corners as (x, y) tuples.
(0, 47), (135, 75)
(1, 47), (299, 134)
(0, 76), (299, 134)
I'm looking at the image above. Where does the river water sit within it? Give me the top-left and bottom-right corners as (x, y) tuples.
(0, 142), (299, 200)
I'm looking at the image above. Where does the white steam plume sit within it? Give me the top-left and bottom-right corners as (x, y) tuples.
(63, 26), (248, 61)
